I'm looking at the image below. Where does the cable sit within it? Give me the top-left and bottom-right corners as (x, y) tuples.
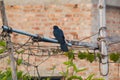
(36, 50), (51, 67)
(108, 41), (120, 52)
(1, 26), (117, 78)
(34, 66), (41, 80)
(13, 37), (32, 50)
(79, 32), (98, 42)
(109, 41), (120, 46)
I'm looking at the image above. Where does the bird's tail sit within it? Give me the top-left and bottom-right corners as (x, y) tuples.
(60, 43), (68, 52)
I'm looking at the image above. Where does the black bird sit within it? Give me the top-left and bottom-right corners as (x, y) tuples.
(53, 25), (68, 52)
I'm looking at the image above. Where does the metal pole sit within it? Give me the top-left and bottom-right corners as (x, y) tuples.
(98, 0), (108, 80)
(0, 1), (17, 80)
(2, 25), (59, 43)
(2, 26), (99, 48)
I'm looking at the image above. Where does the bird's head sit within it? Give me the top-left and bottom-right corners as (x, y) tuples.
(53, 25), (59, 29)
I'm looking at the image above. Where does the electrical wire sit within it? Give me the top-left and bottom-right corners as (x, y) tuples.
(13, 37), (32, 50)
(79, 32), (98, 42)
(13, 40), (55, 80)
(108, 41), (120, 46)
(108, 41), (120, 52)
(1, 27), (120, 79)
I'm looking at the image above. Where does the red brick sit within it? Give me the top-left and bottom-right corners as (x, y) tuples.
(32, 27), (40, 30)
(0, 2), (119, 79)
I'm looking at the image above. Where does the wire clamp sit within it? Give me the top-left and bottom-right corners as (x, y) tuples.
(32, 34), (42, 42)
(99, 27), (107, 32)
(2, 26), (12, 33)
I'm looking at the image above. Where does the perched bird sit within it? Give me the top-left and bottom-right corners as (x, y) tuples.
(53, 25), (68, 52)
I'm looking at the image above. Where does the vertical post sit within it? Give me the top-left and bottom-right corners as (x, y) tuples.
(98, 0), (108, 80)
(0, 1), (17, 80)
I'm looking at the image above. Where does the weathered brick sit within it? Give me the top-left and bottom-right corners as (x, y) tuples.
(0, 1), (119, 79)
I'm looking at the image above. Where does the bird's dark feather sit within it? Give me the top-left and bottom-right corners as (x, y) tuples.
(53, 26), (68, 52)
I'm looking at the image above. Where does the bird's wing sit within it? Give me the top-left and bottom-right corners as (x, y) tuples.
(60, 29), (65, 39)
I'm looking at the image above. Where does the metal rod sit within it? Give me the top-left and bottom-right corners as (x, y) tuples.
(2, 25), (38, 38)
(2, 26), (58, 43)
(2, 26), (99, 48)
(99, 0), (108, 80)
(2, 25), (71, 45)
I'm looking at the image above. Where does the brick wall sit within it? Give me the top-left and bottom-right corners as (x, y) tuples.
(91, 4), (120, 80)
(0, 0), (120, 80)
(106, 6), (120, 53)
(5, 4), (92, 42)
